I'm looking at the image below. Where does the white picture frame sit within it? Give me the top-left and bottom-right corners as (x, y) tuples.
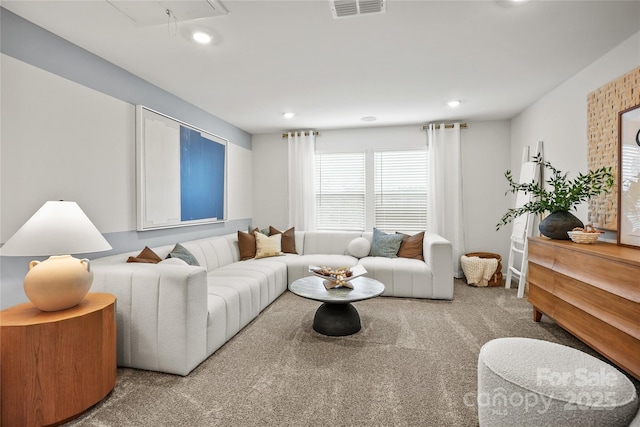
(136, 105), (228, 231)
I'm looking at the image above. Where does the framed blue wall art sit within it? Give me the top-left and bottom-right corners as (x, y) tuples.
(136, 105), (227, 231)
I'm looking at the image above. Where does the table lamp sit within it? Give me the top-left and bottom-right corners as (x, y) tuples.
(1, 201), (112, 311)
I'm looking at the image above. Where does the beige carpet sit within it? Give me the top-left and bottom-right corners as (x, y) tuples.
(67, 280), (638, 426)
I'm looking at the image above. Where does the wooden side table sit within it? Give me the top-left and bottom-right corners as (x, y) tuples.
(0, 292), (117, 426)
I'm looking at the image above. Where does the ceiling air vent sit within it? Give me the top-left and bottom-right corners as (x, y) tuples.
(330, 0), (386, 19)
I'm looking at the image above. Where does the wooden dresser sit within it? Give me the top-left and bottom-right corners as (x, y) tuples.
(527, 237), (640, 380)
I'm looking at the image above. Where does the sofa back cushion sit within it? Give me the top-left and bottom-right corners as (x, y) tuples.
(301, 231), (363, 255)
(294, 232), (306, 255)
(181, 234), (238, 272)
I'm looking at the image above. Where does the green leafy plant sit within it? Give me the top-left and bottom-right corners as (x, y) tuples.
(496, 155), (614, 230)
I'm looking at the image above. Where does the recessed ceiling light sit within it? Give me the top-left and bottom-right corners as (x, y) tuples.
(192, 31), (212, 44)
(283, 112), (295, 119)
(447, 100), (461, 108)
(361, 116), (377, 122)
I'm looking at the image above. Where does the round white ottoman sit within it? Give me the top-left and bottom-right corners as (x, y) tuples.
(477, 337), (639, 426)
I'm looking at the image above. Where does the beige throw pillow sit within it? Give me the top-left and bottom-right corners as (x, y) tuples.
(255, 232), (284, 259)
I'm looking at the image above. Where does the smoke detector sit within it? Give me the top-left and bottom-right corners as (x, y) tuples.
(330, 0), (386, 18)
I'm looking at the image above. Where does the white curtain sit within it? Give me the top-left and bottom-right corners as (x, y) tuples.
(427, 124), (465, 278)
(288, 131), (317, 231)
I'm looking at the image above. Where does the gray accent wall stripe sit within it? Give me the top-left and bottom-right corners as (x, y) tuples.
(0, 7), (251, 150)
(98, 218), (252, 258)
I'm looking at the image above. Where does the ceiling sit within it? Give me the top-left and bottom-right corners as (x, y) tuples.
(3, 0), (640, 135)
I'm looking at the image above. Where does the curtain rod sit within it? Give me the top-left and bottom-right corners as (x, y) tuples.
(422, 123), (468, 130)
(281, 131), (320, 138)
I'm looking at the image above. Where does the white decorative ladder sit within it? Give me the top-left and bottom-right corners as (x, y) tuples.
(505, 141), (543, 298)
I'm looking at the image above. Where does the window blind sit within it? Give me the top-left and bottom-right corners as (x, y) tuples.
(374, 150), (428, 234)
(315, 153), (365, 231)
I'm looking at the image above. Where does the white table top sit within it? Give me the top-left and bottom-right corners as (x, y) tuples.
(289, 275), (385, 304)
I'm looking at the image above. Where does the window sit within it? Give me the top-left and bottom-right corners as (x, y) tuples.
(315, 152), (365, 230)
(374, 150), (428, 234)
(315, 149), (428, 232)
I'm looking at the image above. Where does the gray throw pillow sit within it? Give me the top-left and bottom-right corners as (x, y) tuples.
(166, 243), (200, 266)
(369, 228), (404, 257)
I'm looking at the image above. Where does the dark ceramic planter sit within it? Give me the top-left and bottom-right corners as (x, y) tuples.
(539, 211), (584, 240)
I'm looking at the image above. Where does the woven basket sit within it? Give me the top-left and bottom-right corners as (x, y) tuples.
(567, 231), (600, 244)
(464, 252), (503, 287)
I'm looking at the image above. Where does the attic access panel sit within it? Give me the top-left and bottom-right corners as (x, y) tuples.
(106, 0), (227, 26)
(330, 0), (386, 18)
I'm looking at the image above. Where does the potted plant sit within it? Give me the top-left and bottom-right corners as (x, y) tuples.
(496, 155), (614, 239)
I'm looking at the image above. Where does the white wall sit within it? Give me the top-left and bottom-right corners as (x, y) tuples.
(1, 54), (135, 237)
(511, 31), (640, 236)
(252, 122), (512, 262)
(461, 121), (512, 262)
(227, 143), (253, 221)
(317, 126), (427, 152)
(251, 133), (289, 230)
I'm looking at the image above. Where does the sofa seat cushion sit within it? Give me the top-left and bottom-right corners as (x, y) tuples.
(286, 254), (358, 284)
(357, 256), (433, 298)
(206, 293), (229, 355)
(206, 284), (242, 340)
(210, 259), (288, 310)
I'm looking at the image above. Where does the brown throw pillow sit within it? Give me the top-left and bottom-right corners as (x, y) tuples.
(238, 228), (259, 260)
(397, 231), (425, 260)
(126, 246), (162, 264)
(269, 226), (297, 254)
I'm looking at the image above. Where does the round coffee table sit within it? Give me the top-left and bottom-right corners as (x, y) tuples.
(289, 275), (385, 336)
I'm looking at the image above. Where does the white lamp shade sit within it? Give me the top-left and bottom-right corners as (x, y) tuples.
(1, 201), (112, 256)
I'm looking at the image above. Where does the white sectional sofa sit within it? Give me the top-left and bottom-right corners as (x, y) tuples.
(91, 230), (453, 375)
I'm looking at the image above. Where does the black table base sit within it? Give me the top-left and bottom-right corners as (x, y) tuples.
(312, 302), (361, 336)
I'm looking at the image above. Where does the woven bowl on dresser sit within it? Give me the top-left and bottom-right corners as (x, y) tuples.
(567, 231), (600, 244)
